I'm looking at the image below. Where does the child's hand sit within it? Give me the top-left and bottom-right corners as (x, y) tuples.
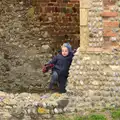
(42, 64), (54, 73)
(42, 65), (48, 73)
(49, 64), (54, 68)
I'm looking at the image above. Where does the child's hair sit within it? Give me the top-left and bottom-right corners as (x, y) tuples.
(61, 43), (72, 52)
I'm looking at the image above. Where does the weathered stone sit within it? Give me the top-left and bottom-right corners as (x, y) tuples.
(80, 9), (88, 26)
(80, 0), (91, 8)
(41, 45), (51, 52)
(41, 31), (49, 38)
(0, 0), (79, 93)
(67, 52), (120, 111)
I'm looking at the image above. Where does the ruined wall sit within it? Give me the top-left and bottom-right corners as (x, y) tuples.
(66, 0), (120, 112)
(0, 0), (79, 92)
(67, 51), (120, 111)
(24, 0), (80, 50)
(0, 0), (52, 92)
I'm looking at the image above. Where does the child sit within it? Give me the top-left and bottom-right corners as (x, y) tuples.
(44, 43), (73, 93)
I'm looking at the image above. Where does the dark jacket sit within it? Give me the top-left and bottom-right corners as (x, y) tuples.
(48, 52), (73, 77)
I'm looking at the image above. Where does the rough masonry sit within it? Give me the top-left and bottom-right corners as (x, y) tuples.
(66, 0), (120, 112)
(0, 0), (79, 92)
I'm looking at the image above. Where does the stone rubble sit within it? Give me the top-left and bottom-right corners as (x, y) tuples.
(0, 91), (69, 120)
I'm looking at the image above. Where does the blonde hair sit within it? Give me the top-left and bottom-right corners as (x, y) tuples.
(61, 43), (72, 52)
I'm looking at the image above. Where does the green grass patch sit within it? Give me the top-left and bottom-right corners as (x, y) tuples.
(88, 114), (107, 120)
(56, 114), (107, 120)
(111, 108), (120, 120)
(57, 115), (70, 120)
(56, 115), (87, 120)
(73, 116), (87, 120)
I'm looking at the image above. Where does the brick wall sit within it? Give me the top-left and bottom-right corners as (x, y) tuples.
(101, 0), (120, 50)
(23, 0), (80, 50)
(22, 0), (120, 51)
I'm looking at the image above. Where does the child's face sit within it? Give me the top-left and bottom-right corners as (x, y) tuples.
(62, 47), (69, 56)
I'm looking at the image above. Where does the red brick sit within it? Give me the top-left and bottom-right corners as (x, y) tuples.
(101, 12), (118, 17)
(70, 0), (79, 3)
(50, 0), (56, 2)
(103, 30), (117, 37)
(70, 0), (79, 1)
(55, 7), (60, 12)
(104, 21), (119, 27)
(67, 3), (73, 7)
(48, 3), (54, 6)
(103, 0), (116, 6)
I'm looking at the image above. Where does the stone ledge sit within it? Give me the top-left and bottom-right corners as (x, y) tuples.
(78, 47), (120, 53)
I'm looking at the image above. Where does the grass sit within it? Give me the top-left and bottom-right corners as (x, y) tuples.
(56, 108), (120, 120)
(88, 114), (107, 120)
(111, 108), (120, 120)
(57, 114), (107, 120)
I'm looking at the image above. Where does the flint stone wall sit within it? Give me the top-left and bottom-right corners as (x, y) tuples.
(0, 0), (53, 92)
(65, 0), (120, 111)
(66, 48), (120, 111)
